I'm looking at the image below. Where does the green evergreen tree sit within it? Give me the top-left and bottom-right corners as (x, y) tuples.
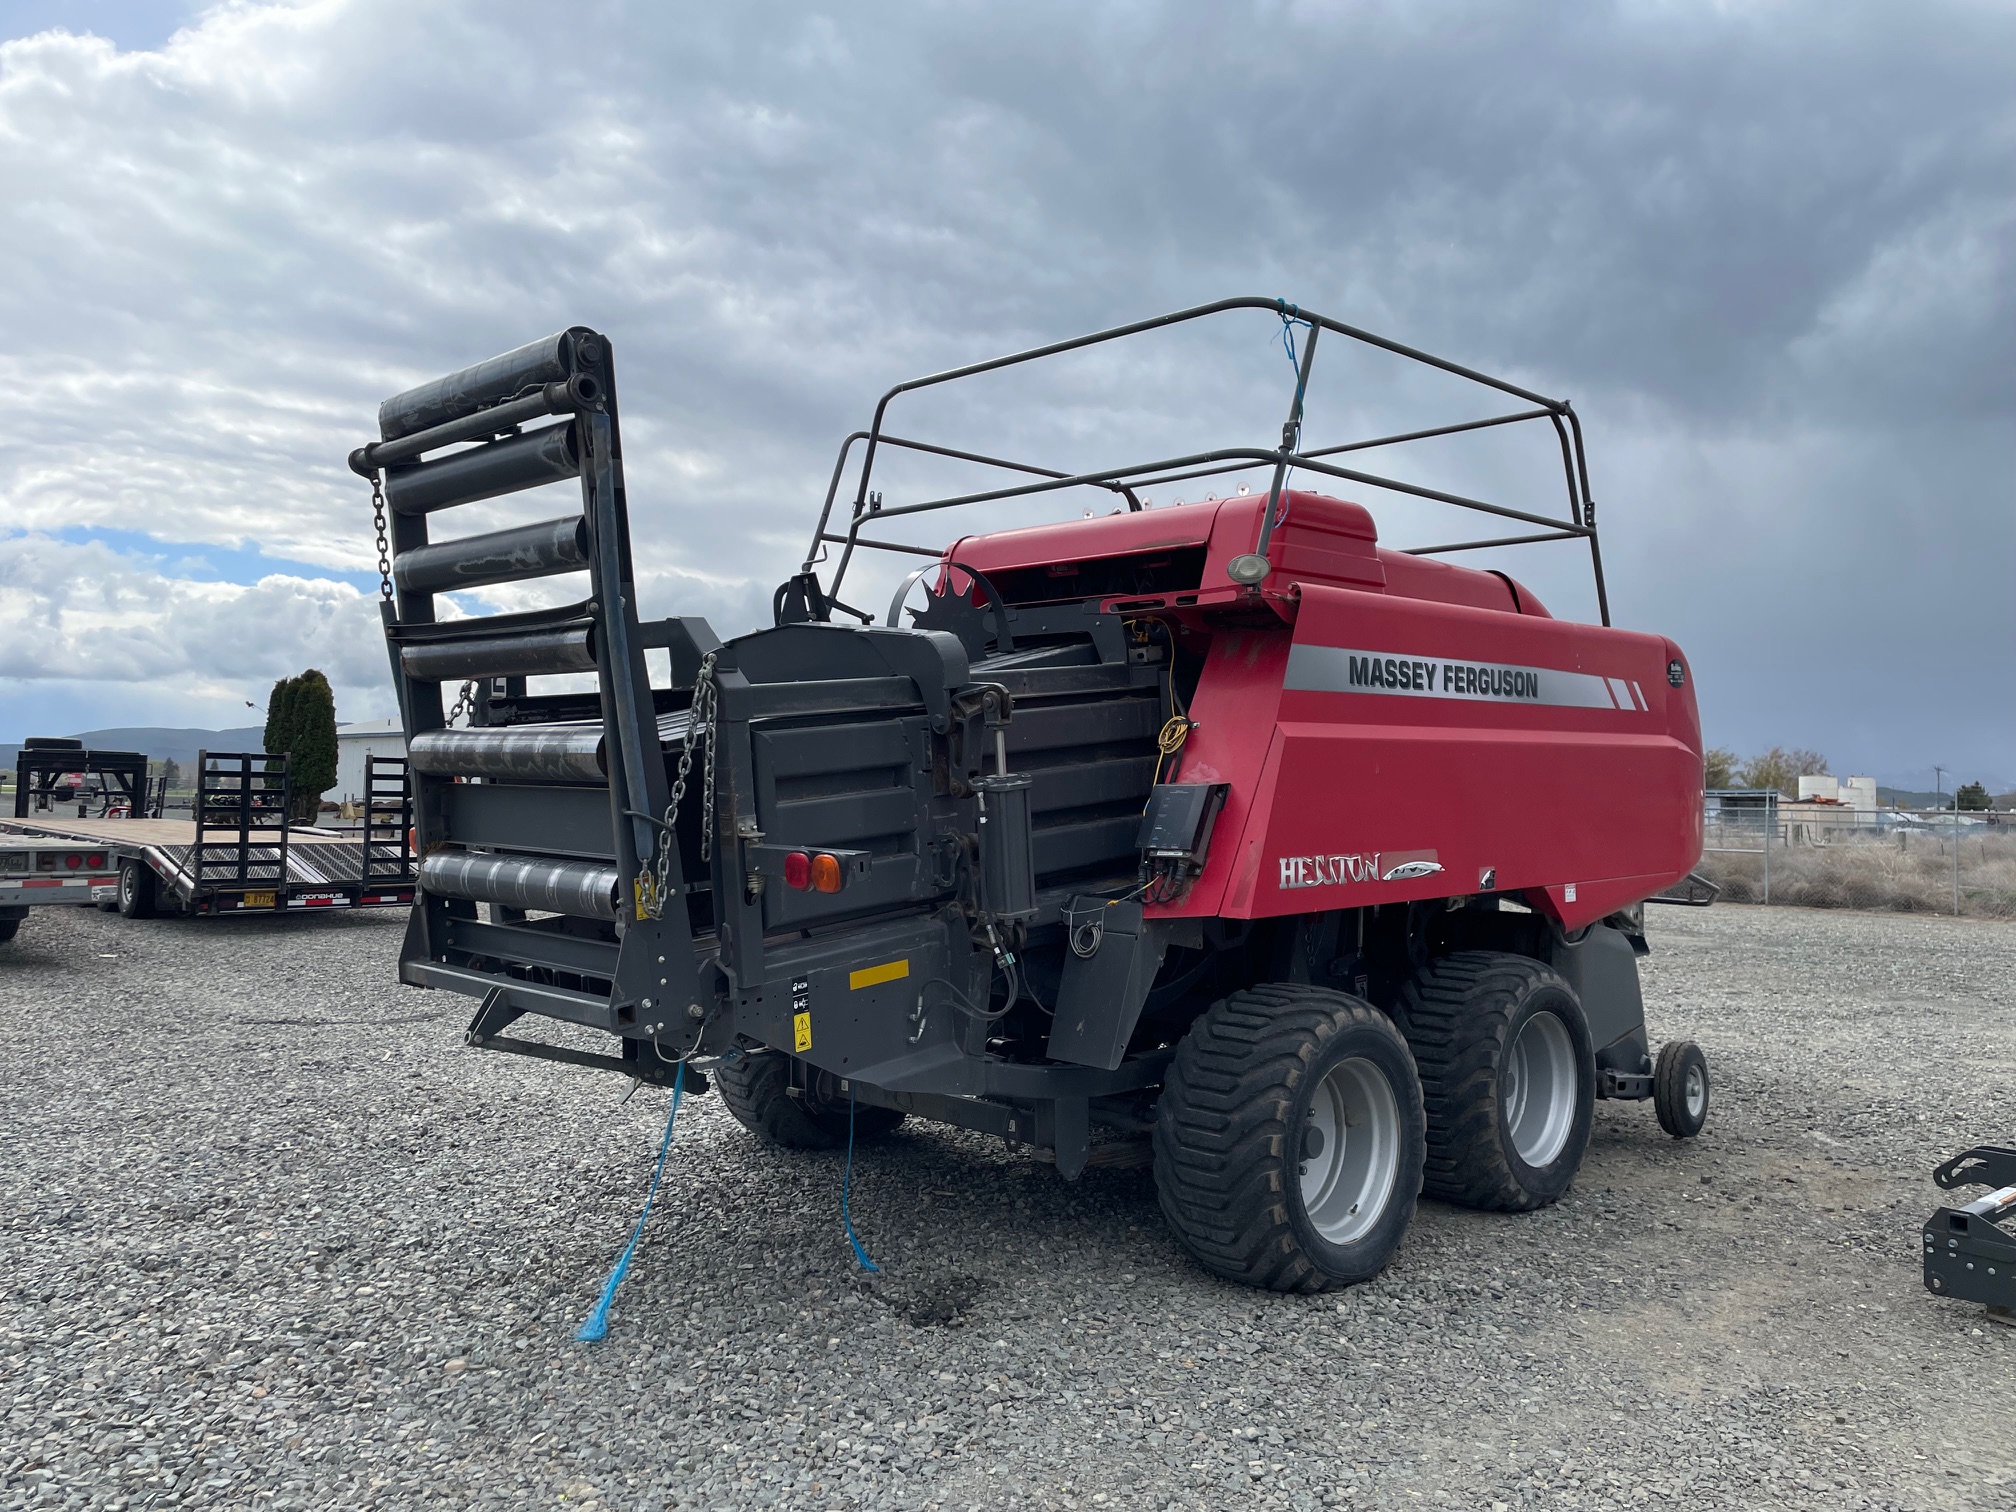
(289, 671), (339, 824)
(262, 675), (298, 814)
(263, 670), (339, 824)
(1955, 781), (1991, 812)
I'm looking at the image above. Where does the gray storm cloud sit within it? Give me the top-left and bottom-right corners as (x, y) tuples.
(0, 0), (2009, 782)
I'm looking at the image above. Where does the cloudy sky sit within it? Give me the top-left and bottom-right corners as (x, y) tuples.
(1, 0), (2010, 789)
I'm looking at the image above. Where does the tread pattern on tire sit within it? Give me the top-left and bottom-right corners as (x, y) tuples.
(1653, 1040), (1707, 1139)
(1398, 950), (1590, 1212)
(118, 862), (156, 920)
(714, 1051), (903, 1150)
(1153, 983), (1421, 1294)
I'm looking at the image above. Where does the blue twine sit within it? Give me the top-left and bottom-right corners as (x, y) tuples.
(841, 1089), (879, 1273)
(576, 1060), (685, 1343)
(1273, 309), (1314, 508)
(1278, 311), (1311, 373)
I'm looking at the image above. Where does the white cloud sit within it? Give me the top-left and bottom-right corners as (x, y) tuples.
(0, 0), (2010, 771)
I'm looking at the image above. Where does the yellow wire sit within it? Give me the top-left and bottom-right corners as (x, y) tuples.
(1150, 714), (1194, 787)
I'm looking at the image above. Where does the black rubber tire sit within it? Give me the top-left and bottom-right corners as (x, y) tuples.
(0, 917), (20, 944)
(1153, 984), (1426, 1292)
(117, 860), (157, 920)
(1397, 951), (1595, 1212)
(714, 1050), (905, 1150)
(1653, 1040), (1710, 1139)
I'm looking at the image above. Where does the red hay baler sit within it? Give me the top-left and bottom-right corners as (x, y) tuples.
(359, 297), (1711, 1292)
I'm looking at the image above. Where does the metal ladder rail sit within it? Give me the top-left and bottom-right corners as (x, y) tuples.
(357, 329), (696, 1026)
(361, 755), (415, 891)
(192, 750), (289, 905)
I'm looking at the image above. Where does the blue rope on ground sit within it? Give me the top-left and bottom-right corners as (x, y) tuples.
(842, 1090), (880, 1273)
(576, 1061), (686, 1343)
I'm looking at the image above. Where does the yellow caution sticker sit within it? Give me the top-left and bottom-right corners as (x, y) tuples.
(849, 958), (910, 990)
(793, 1011), (812, 1053)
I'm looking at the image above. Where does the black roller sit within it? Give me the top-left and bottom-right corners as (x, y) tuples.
(395, 515), (589, 595)
(385, 423), (580, 517)
(400, 627), (595, 681)
(408, 726), (606, 783)
(379, 328), (597, 442)
(419, 851), (619, 920)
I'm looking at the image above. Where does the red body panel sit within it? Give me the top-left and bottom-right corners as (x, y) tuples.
(953, 490), (1703, 929)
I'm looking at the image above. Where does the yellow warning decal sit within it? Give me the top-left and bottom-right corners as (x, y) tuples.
(849, 958), (910, 990)
(793, 1012), (812, 1052)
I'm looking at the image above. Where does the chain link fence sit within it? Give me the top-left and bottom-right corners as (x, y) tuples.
(1693, 800), (2015, 918)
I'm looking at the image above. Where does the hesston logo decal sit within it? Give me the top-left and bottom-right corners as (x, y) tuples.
(1279, 850), (1441, 890)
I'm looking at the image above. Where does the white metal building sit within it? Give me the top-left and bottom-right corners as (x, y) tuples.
(333, 718), (407, 804)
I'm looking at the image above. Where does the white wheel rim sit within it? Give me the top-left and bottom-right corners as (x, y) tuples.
(120, 868), (133, 906)
(1299, 1056), (1401, 1245)
(1503, 1010), (1577, 1167)
(1684, 1061), (1707, 1119)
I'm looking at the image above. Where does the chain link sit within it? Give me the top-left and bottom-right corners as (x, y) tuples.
(646, 651), (718, 920)
(444, 680), (476, 727)
(370, 472), (393, 602)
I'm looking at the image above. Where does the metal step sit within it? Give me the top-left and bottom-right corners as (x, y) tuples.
(385, 424), (581, 517)
(377, 329), (588, 442)
(400, 625), (596, 681)
(408, 725), (606, 783)
(419, 850), (620, 920)
(394, 514), (590, 594)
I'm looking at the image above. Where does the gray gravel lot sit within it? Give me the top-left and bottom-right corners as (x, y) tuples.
(4, 902), (2013, 1511)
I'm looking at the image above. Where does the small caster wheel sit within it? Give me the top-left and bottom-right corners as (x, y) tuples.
(1653, 1040), (1709, 1139)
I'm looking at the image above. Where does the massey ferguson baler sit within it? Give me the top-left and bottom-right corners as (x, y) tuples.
(350, 298), (1711, 1292)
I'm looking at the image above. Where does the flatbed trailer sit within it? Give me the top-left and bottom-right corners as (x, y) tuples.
(1, 750), (416, 918)
(0, 833), (121, 945)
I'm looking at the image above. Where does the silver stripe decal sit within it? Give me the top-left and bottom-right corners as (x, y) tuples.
(1285, 644), (1625, 710)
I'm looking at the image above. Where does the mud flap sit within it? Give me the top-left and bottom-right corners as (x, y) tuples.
(1045, 899), (1166, 1071)
(1549, 922), (1651, 1090)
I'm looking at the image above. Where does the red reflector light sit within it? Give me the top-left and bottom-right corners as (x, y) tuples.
(810, 853), (843, 893)
(783, 850), (811, 890)
(88, 854), (106, 868)
(66, 854), (83, 869)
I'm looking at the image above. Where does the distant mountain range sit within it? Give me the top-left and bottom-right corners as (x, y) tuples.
(0, 726), (267, 770)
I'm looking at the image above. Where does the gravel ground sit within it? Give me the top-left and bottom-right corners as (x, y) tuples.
(3, 902), (2013, 1511)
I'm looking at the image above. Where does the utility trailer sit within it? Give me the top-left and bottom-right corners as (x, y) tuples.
(0, 834), (121, 946)
(351, 300), (1711, 1291)
(2, 749), (416, 919)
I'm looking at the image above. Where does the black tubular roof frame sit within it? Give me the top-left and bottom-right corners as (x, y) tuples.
(801, 296), (1609, 626)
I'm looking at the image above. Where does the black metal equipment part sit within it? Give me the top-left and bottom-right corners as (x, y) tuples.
(1924, 1146), (2016, 1325)
(193, 750), (289, 903)
(13, 744), (150, 818)
(800, 296), (1612, 627)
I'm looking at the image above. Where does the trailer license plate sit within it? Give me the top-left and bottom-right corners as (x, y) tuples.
(242, 891), (276, 908)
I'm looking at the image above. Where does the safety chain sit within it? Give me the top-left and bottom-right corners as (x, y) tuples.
(646, 651), (719, 920)
(445, 680), (477, 727)
(370, 472), (393, 603)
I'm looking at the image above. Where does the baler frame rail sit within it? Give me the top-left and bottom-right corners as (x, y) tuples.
(803, 296), (1609, 625)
